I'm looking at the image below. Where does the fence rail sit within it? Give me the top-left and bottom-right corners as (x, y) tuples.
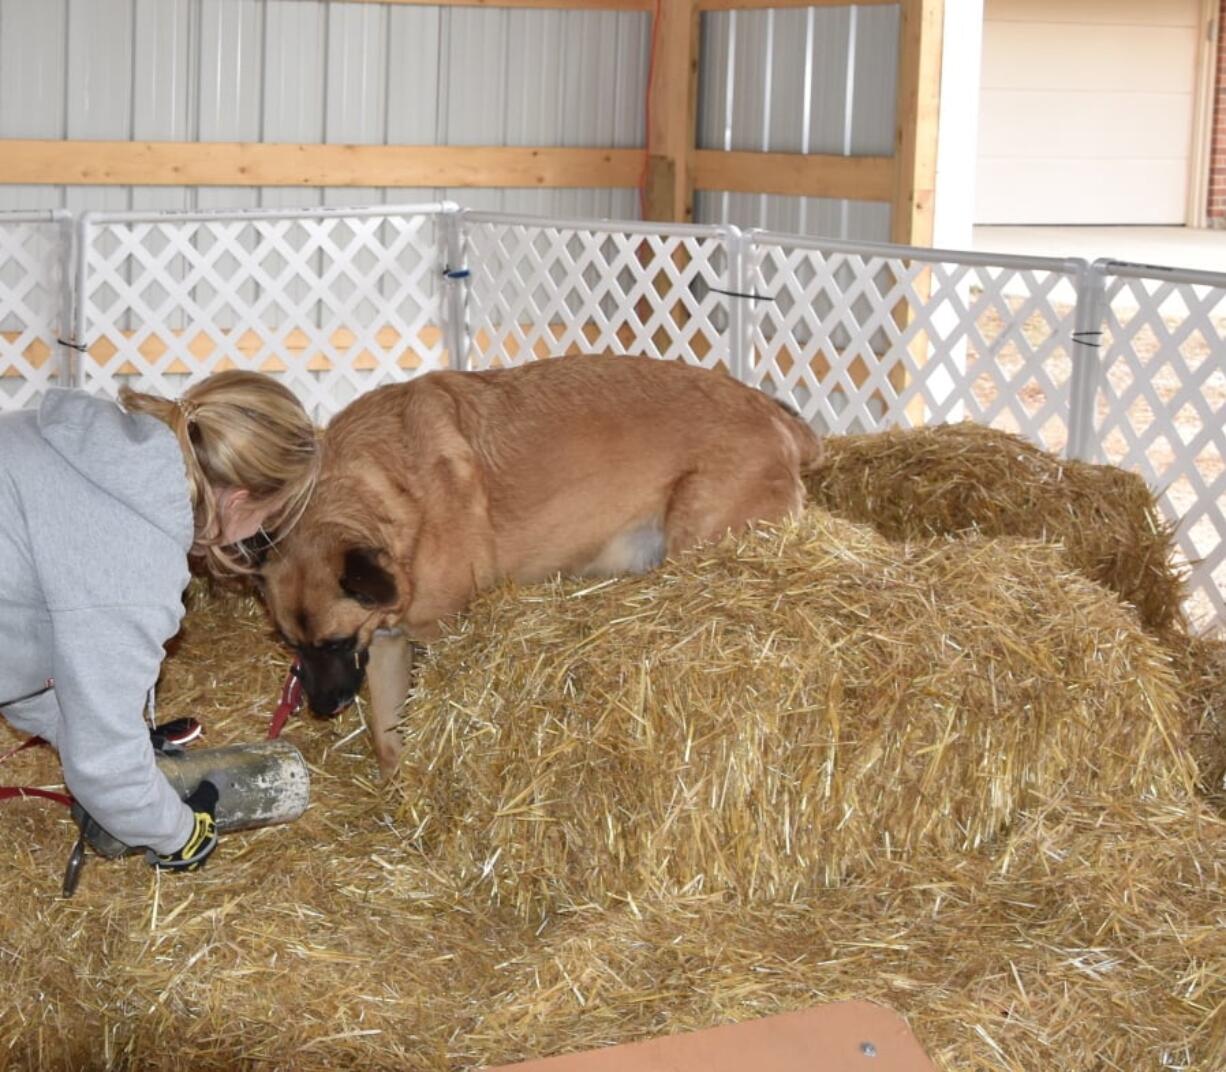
(2, 205), (1223, 630)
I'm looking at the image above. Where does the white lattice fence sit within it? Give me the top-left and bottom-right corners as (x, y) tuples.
(0, 211), (70, 412)
(1094, 263), (1226, 630)
(743, 233), (1084, 451)
(72, 204), (453, 419)
(459, 213), (735, 371)
(4, 203), (1226, 630)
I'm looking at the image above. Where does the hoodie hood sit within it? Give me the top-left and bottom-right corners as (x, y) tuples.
(37, 389), (194, 551)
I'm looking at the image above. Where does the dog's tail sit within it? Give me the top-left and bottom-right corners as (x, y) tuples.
(772, 397), (823, 471)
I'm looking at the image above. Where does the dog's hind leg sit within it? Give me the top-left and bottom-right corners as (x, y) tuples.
(366, 632), (414, 779)
(662, 461), (806, 557)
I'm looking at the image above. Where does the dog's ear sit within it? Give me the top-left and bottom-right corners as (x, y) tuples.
(340, 546), (398, 608)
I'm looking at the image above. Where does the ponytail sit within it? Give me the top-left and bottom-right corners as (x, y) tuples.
(120, 371), (319, 577)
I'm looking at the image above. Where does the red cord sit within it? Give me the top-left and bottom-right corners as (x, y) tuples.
(0, 736), (70, 808)
(267, 661), (303, 740)
(639, 0), (664, 220)
(0, 735), (47, 764)
(0, 785), (71, 807)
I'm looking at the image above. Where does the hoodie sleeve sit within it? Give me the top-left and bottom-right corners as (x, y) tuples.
(50, 603), (194, 855)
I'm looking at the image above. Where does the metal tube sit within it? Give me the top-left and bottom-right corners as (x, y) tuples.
(75, 740), (311, 859)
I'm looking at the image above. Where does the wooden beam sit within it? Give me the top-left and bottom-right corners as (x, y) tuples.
(697, 0), (896, 8)
(891, 0), (944, 246)
(643, 0), (699, 222)
(0, 140), (644, 189)
(343, 0), (651, 8)
(692, 150), (894, 203)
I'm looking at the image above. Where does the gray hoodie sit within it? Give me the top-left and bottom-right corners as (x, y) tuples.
(0, 389), (194, 854)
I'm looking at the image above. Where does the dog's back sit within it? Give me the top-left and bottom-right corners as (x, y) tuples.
(322, 354), (819, 583)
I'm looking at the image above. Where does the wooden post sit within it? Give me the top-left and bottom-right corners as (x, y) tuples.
(891, 0), (944, 426)
(892, 0), (944, 247)
(643, 0), (699, 222)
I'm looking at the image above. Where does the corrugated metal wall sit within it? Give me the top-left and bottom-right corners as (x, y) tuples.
(0, 0), (900, 242)
(694, 4), (899, 240)
(0, 0), (649, 218)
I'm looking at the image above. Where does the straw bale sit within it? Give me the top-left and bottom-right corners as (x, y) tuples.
(1169, 632), (1226, 800)
(469, 796), (1226, 1072)
(1, 580), (1222, 1071)
(805, 422), (1185, 634)
(398, 509), (1196, 917)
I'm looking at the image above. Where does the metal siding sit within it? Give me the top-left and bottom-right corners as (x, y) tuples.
(807, 7), (854, 154)
(562, 11), (619, 148)
(699, 6), (892, 155)
(845, 199), (891, 240)
(63, 186), (130, 213)
(262, 1), (326, 145)
(195, 187), (260, 211)
(0, 0), (67, 211)
(764, 9), (809, 154)
(443, 8), (507, 148)
(694, 190), (890, 243)
(694, 4), (899, 241)
(727, 11), (767, 152)
(66, 0), (134, 140)
(259, 186), (324, 210)
(0, 187), (61, 211)
(385, 5), (442, 145)
(612, 12), (649, 149)
(504, 10), (551, 147)
(129, 186), (192, 212)
(323, 187), (387, 210)
(697, 11), (728, 150)
(0, 0), (67, 138)
(326, 3), (387, 145)
(133, 0), (193, 141)
(851, 5), (899, 155)
(0, 3), (647, 220)
(198, 0), (263, 142)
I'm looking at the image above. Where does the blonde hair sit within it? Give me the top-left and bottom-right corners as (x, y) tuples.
(120, 371), (319, 577)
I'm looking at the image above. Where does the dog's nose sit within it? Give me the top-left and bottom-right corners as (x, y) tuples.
(307, 692), (354, 719)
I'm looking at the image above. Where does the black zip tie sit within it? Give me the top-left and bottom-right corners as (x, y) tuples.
(708, 285), (777, 302)
(1071, 330), (1103, 348)
(56, 338), (88, 353)
(443, 267), (470, 280)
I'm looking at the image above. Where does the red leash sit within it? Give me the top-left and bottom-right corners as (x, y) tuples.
(267, 661), (303, 739)
(0, 784), (72, 806)
(0, 735), (71, 808)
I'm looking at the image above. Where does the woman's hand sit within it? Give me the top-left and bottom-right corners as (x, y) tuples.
(147, 780), (218, 872)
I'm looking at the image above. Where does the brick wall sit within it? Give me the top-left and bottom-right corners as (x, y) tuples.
(1211, 0), (1226, 225)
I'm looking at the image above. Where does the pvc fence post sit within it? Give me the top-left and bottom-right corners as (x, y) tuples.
(440, 204), (470, 372)
(724, 225), (751, 384)
(49, 211), (72, 390)
(1066, 257), (1107, 462)
(60, 212), (92, 390)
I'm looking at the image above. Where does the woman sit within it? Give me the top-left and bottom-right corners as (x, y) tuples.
(0, 371), (318, 871)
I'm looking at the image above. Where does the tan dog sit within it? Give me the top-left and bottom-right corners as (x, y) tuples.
(261, 354), (820, 775)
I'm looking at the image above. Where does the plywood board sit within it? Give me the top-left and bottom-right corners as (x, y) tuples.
(485, 1002), (934, 1072)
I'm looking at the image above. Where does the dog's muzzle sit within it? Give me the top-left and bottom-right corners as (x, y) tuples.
(295, 641), (370, 719)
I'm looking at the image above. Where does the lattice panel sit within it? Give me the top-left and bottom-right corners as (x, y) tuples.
(0, 213), (68, 412)
(14, 202), (1226, 630)
(1095, 271), (1226, 631)
(76, 206), (450, 421)
(461, 217), (733, 371)
(745, 236), (1079, 451)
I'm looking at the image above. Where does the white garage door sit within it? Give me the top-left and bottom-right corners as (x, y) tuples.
(976, 0), (1201, 225)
